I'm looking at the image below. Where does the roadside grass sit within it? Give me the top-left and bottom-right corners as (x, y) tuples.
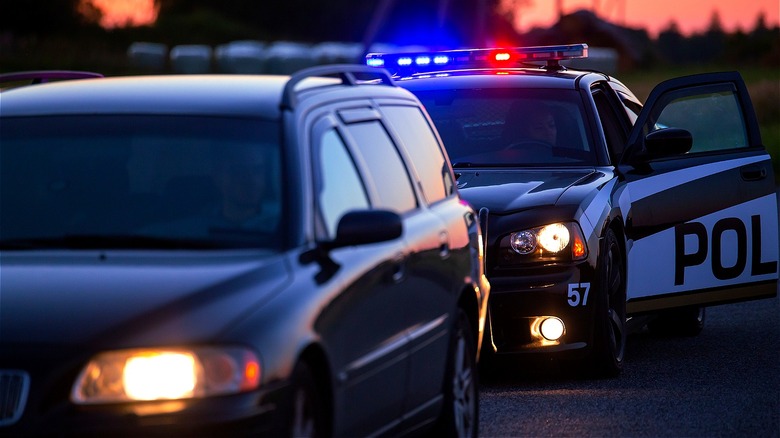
(618, 65), (780, 185)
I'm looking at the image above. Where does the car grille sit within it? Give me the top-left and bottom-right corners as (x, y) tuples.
(0, 370), (30, 426)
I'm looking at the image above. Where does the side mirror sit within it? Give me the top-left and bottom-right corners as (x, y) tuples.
(327, 209), (402, 249)
(302, 210), (402, 283)
(641, 128), (693, 161)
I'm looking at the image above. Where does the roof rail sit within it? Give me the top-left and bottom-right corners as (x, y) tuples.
(0, 70), (103, 87)
(280, 64), (395, 110)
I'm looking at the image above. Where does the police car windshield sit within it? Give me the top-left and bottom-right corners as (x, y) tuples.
(415, 89), (597, 167)
(1, 115), (284, 250)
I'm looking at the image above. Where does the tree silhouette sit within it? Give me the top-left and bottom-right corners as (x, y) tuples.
(653, 10), (779, 66)
(151, 0), (512, 46)
(1, 0), (777, 71)
(657, 21), (685, 63)
(1, 0), (85, 34)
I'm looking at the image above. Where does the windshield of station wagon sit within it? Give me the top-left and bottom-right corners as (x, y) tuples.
(415, 89), (597, 167)
(1, 115), (283, 250)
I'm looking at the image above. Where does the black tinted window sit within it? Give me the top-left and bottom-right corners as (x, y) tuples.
(593, 89), (628, 162)
(1, 115), (283, 249)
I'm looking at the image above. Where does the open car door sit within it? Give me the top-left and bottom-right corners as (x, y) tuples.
(619, 71), (778, 314)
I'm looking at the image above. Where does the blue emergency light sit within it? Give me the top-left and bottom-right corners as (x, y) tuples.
(366, 43), (588, 75)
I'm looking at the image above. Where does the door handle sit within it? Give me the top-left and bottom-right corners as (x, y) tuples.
(439, 242), (450, 259)
(439, 231), (450, 259)
(390, 252), (406, 283)
(741, 165), (766, 181)
(391, 261), (406, 283)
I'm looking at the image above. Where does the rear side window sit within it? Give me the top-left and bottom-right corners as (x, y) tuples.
(592, 88), (628, 162)
(344, 121), (417, 214)
(381, 105), (453, 204)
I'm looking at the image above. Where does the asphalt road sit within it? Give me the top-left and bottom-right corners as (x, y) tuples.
(476, 188), (780, 438)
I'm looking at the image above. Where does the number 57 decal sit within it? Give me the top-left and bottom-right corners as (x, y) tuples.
(568, 283), (591, 307)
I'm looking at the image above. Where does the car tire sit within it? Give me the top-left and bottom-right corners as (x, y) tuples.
(589, 228), (627, 377)
(287, 361), (326, 438)
(648, 306), (706, 337)
(436, 308), (479, 438)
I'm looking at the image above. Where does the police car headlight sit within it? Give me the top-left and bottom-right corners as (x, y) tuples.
(537, 223), (569, 253)
(71, 347), (260, 404)
(504, 222), (588, 264)
(510, 230), (537, 254)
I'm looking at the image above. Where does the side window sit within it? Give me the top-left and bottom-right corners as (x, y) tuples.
(381, 105), (454, 203)
(344, 120), (417, 213)
(317, 128), (370, 239)
(619, 95), (642, 125)
(649, 86), (748, 153)
(593, 89), (628, 162)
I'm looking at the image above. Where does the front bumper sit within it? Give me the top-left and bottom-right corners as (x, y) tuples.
(486, 261), (597, 358)
(2, 382), (288, 437)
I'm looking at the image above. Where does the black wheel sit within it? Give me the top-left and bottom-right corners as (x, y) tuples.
(437, 309), (479, 438)
(287, 361), (326, 438)
(648, 306), (706, 337)
(589, 228), (627, 377)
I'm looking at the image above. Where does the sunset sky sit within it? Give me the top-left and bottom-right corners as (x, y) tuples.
(509, 0), (780, 36)
(89, 0), (779, 37)
(86, 0), (158, 29)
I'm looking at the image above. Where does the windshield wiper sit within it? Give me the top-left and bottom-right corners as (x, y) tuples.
(452, 162), (475, 168)
(453, 161), (531, 168)
(0, 235), (225, 250)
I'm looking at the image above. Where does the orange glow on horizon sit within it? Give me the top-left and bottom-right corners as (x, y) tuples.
(85, 0), (158, 28)
(85, 0), (779, 37)
(502, 0), (779, 37)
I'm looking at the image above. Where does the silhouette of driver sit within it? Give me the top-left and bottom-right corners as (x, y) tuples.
(212, 145), (269, 226)
(525, 106), (557, 146)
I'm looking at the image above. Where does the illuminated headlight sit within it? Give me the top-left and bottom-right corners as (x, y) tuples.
(510, 230), (537, 254)
(539, 317), (565, 341)
(71, 347), (260, 404)
(511, 223), (569, 254)
(537, 223), (570, 253)
(503, 222), (588, 264)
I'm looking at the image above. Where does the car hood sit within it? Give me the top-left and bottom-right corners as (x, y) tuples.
(455, 168), (596, 213)
(0, 251), (291, 348)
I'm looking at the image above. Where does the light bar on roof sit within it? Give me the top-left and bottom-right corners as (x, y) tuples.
(365, 43), (588, 75)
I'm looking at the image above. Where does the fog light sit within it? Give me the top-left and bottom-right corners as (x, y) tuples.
(539, 317), (565, 341)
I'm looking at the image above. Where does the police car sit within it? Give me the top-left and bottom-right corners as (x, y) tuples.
(367, 44), (779, 376)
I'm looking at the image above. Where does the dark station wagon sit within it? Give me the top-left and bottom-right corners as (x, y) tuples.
(0, 66), (489, 437)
